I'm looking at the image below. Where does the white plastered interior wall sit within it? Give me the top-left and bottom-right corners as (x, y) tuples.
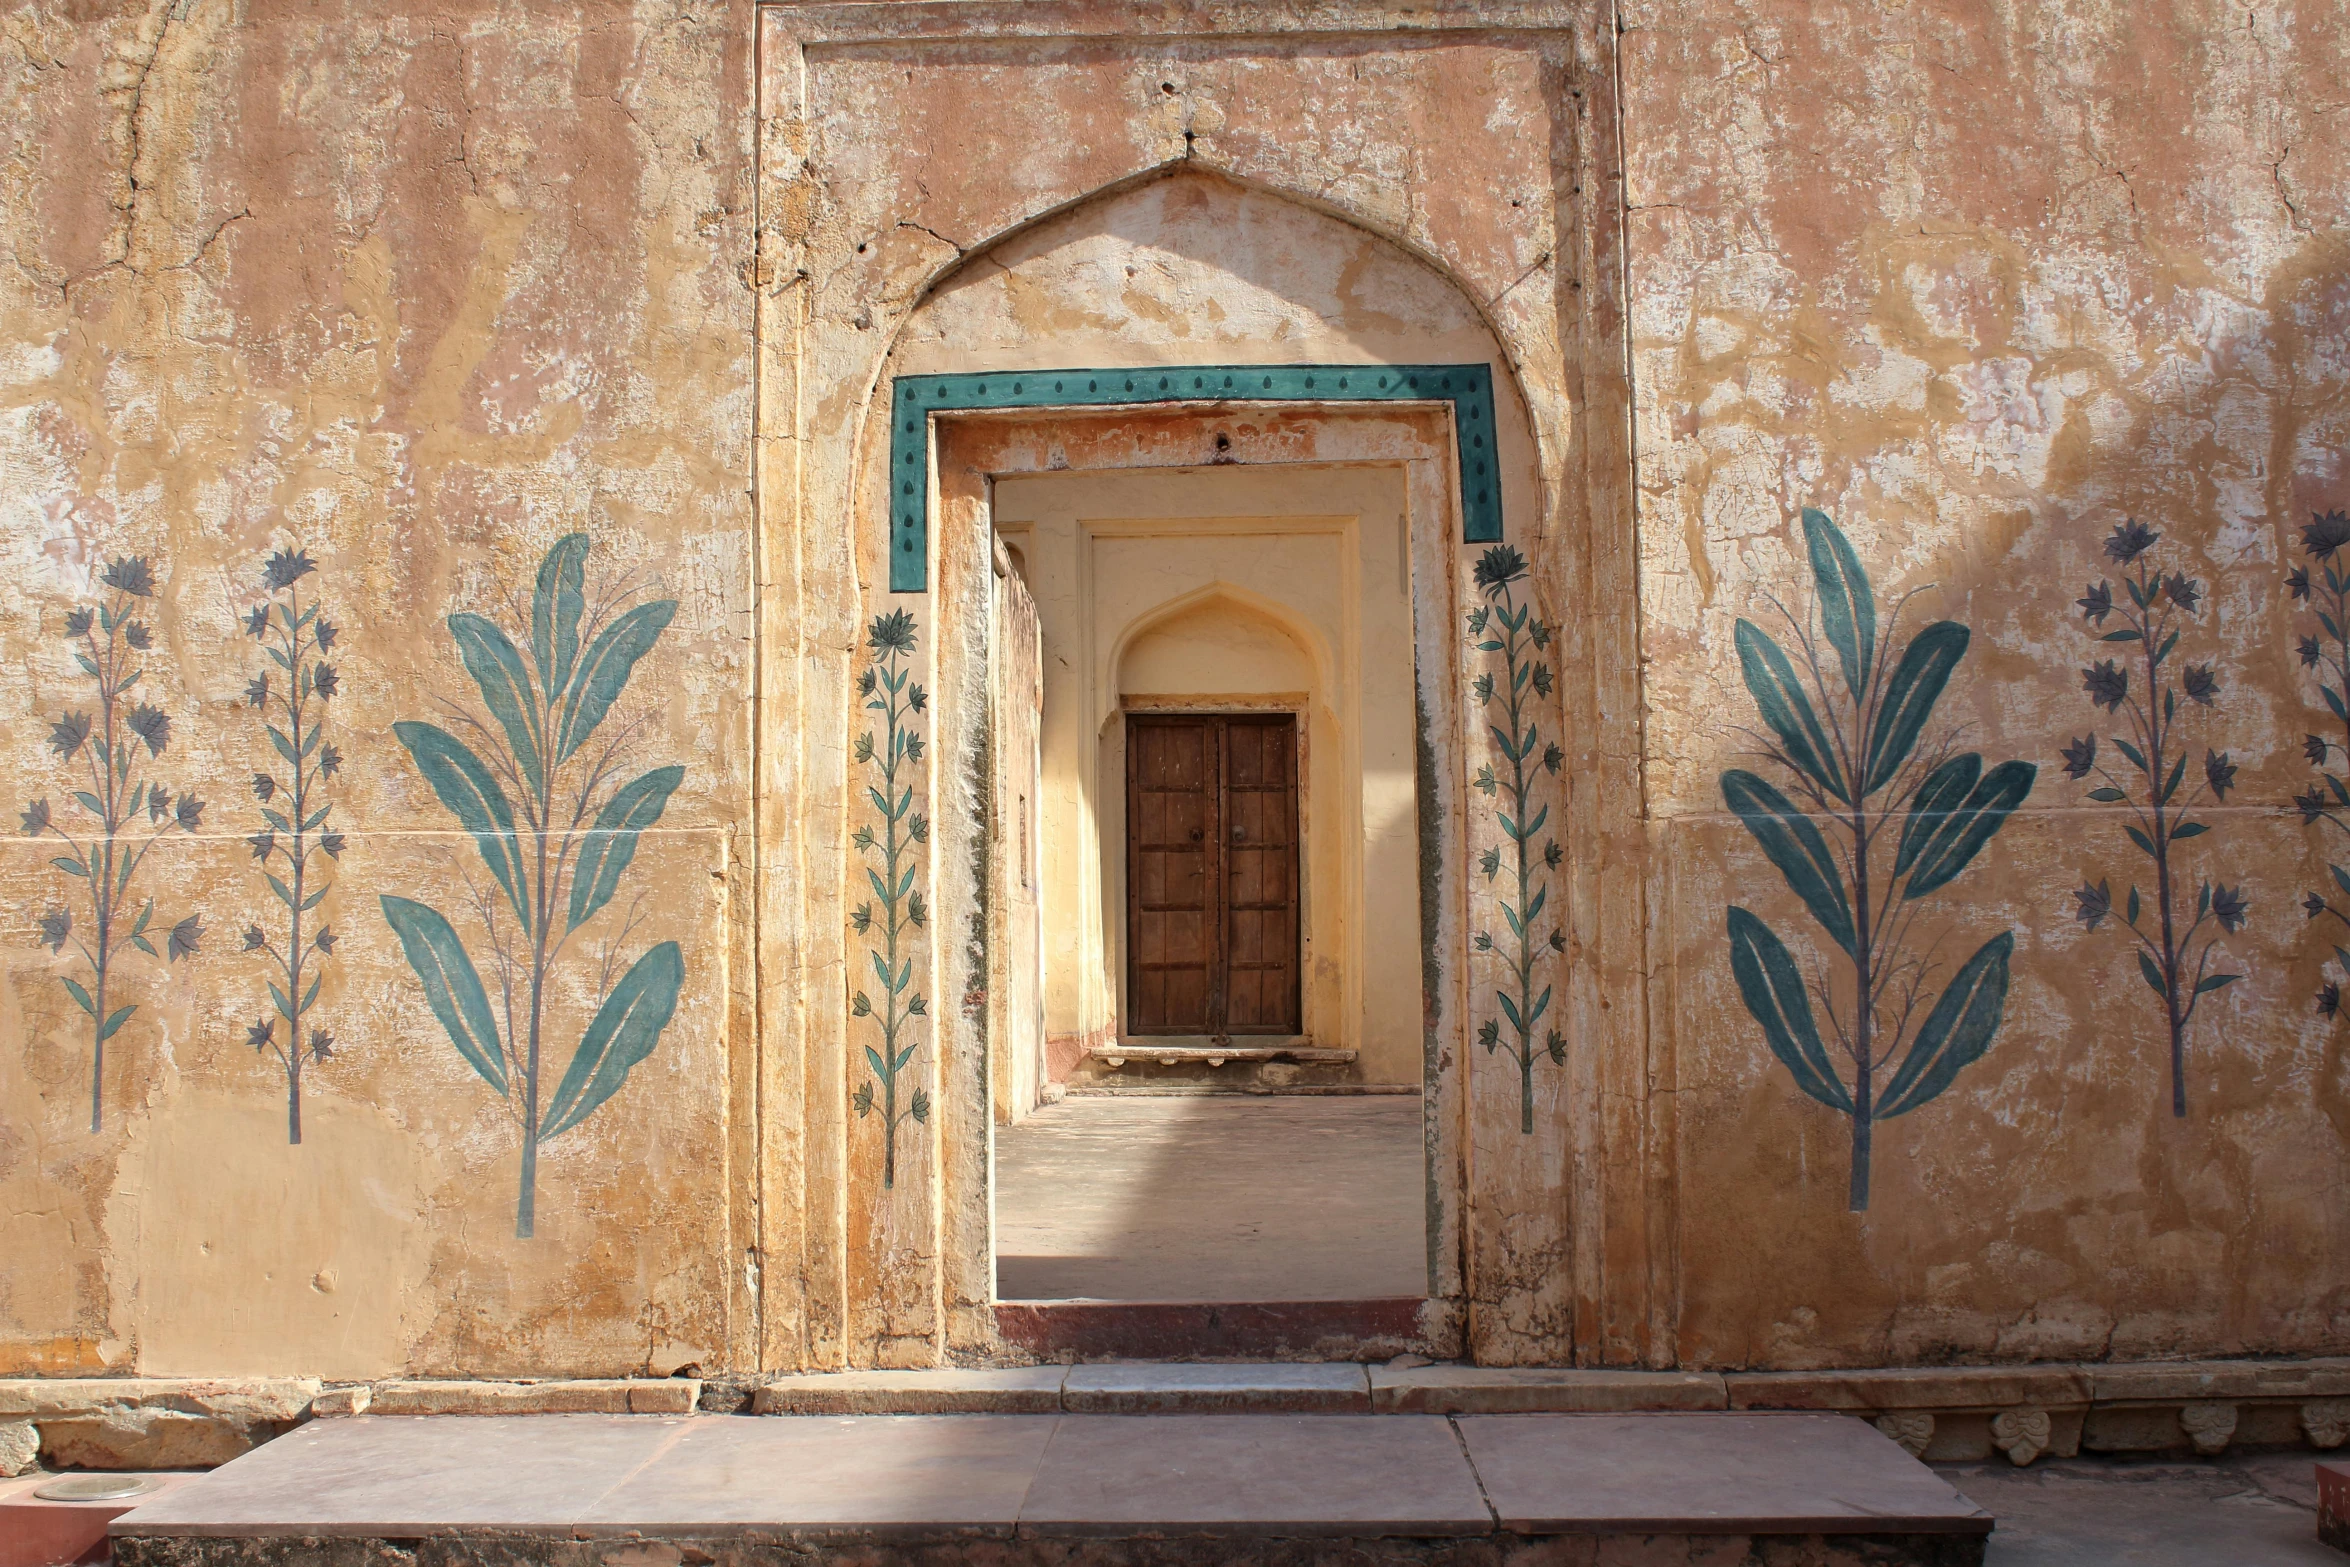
(991, 464), (1421, 1094)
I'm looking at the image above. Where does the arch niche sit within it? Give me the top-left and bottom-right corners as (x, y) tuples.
(846, 170), (1565, 1358)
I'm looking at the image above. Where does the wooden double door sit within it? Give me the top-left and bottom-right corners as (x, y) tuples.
(1126, 713), (1302, 1036)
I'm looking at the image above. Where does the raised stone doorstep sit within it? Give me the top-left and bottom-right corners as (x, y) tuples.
(8, 1358), (2350, 1471)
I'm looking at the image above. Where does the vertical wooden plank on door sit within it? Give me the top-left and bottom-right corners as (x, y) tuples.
(1220, 717), (1301, 1034)
(1127, 716), (1217, 1033)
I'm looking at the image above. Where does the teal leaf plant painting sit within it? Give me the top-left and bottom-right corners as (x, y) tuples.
(1467, 545), (1567, 1135)
(237, 548), (347, 1145)
(381, 534), (686, 1237)
(20, 557), (205, 1133)
(850, 608), (931, 1188)
(1723, 509), (2034, 1211)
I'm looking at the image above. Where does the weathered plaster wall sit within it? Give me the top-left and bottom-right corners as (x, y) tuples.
(4, 0), (2346, 1387)
(1624, 0), (2350, 1367)
(0, 1), (757, 1378)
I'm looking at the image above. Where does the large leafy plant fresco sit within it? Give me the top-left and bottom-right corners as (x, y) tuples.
(237, 548), (347, 1144)
(20, 557), (204, 1132)
(2288, 509), (2350, 1020)
(1467, 545), (1566, 1135)
(850, 608), (931, 1189)
(2063, 519), (2244, 1118)
(381, 534), (685, 1237)
(1722, 509), (2033, 1211)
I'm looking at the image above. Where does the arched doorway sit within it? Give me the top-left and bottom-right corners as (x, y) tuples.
(843, 168), (1559, 1359)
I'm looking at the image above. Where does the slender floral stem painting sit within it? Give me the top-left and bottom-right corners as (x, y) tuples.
(381, 534), (685, 1237)
(237, 548), (346, 1145)
(2063, 519), (2244, 1118)
(1722, 509), (2033, 1211)
(2288, 509), (2350, 1019)
(1467, 545), (1567, 1134)
(850, 608), (931, 1189)
(20, 557), (204, 1132)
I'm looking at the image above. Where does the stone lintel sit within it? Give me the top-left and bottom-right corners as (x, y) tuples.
(754, 1367), (1069, 1415)
(1371, 1365), (1726, 1413)
(365, 1379), (699, 1416)
(1726, 1366), (2092, 1412)
(1061, 1362), (1372, 1413)
(0, 1379), (321, 1422)
(2090, 1357), (2350, 1403)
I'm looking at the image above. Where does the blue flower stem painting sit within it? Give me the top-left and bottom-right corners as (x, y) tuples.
(20, 557), (204, 1133)
(2288, 509), (2350, 1020)
(2063, 519), (2242, 1119)
(850, 608), (931, 1189)
(1467, 546), (1566, 1135)
(1723, 509), (2033, 1211)
(237, 548), (347, 1145)
(381, 534), (685, 1237)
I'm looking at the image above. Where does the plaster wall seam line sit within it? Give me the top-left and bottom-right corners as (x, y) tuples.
(749, 0), (769, 1376)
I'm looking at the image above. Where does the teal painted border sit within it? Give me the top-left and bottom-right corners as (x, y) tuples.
(886, 363), (1501, 592)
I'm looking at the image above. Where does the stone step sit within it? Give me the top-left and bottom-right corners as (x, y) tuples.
(108, 1410), (1993, 1566)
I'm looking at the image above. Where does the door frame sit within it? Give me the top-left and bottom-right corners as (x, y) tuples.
(926, 406), (1507, 1360)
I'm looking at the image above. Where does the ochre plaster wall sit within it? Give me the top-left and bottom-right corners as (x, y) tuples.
(0, 0), (2344, 1383)
(0, 1), (757, 1378)
(1624, 0), (2350, 1367)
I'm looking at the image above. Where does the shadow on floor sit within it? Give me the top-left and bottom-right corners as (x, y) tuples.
(1939, 1452), (2333, 1565)
(994, 1093), (1426, 1302)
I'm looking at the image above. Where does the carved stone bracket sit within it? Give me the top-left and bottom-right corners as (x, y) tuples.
(2179, 1401), (2239, 1455)
(1991, 1406), (2053, 1466)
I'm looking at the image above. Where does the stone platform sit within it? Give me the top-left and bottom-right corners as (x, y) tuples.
(108, 1410), (1991, 1566)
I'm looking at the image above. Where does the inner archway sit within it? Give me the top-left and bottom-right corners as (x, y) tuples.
(876, 167), (1551, 1358)
(985, 462), (1427, 1307)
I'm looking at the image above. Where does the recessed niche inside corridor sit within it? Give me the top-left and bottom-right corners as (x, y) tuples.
(982, 461), (1430, 1305)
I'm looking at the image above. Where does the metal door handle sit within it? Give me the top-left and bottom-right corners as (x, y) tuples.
(1231, 827), (1245, 843)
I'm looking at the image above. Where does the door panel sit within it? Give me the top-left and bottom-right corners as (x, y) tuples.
(1127, 717), (1217, 1033)
(1219, 717), (1300, 1034)
(1125, 713), (1300, 1037)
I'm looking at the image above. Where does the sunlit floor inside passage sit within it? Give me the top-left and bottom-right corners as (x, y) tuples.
(994, 1093), (1427, 1302)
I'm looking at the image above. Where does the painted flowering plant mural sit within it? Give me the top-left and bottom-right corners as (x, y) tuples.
(2063, 519), (2243, 1118)
(1723, 509), (2033, 1211)
(1467, 545), (1567, 1135)
(2288, 510), (2350, 1020)
(21, 557), (204, 1132)
(238, 548), (346, 1144)
(850, 607), (931, 1189)
(381, 534), (685, 1237)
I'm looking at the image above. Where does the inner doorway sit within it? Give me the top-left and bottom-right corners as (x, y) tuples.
(979, 460), (1431, 1313)
(1127, 713), (1301, 1038)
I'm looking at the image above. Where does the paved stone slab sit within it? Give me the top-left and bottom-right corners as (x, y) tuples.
(1457, 1413), (1991, 1535)
(1018, 1414), (1490, 1536)
(1062, 1362), (1370, 1413)
(754, 1367), (1067, 1414)
(110, 1414), (692, 1536)
(578, 1415), (1058, 1538)
(1372, 1364), (1724, 1413)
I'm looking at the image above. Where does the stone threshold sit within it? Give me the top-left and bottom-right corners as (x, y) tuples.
(1087, 1041), (1357, 1066)
(9, 1356), (2350, 1473)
